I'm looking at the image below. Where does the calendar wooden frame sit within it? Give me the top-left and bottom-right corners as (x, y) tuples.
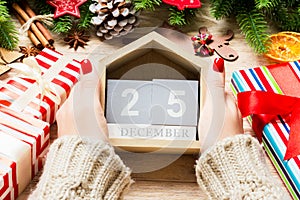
(98, 31), (207, 154)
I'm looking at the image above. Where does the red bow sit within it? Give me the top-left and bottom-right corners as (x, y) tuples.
(238, 91), (300, 160)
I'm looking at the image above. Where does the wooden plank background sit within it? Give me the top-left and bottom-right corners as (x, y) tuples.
(14, 1), (291, 199)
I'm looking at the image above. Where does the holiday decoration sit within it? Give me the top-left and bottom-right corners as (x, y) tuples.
(89, 0), (139, 40)
(0, 0), (18, 50)
(47, 0), (87, 18)
(99, 31), (202, 154)
(133, 0), (198, 26)
(35, 0), (93, 37)
(19, 46), (41, 59)
(13, 2), (54, 49)
(191, 27), (213, 56)
(231, 60), (300, 199)
(191, 27), (238, 61)
(265, 32), (300, 62)
(210, 0), (300, 54)
(64, 30), (89, 50)
(162, 0), (201, 10)
(0, 48), (81, 124)
(209, 29), (238, 61)
(0, 105), (49, 199)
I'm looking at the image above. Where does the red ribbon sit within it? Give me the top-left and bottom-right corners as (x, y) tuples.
(238, 91), (300, 160)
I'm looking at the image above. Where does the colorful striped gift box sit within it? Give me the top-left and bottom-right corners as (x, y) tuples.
(0, 48), (81, 124)
(0, 105), (50, 199)
(231, 61), (300, 200)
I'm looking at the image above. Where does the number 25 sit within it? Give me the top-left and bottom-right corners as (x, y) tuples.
(121, 88), (186, 118)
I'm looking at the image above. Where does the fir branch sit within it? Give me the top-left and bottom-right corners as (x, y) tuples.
(255, 0), (279, 9)
(77, 0), (93, 30)
(133, 0), (162, 11)
(0, 1), (9, 21)
(210, 0), (234, 19)
(34, 0), (74, 34)
(0, 0), (18, 50)
(168, 7), (186, 26)
(52, 15), (73, 33)
(270, 3), (300, 31)
(34, 0), (53, 14)
(284, 0), (299, 7)
(236, 9), (270, 54)
(168, 7), (197, 26)
(0, 21), (19, 50)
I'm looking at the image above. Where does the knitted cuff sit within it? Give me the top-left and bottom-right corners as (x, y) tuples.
(29, 136), (132, 200)
(196, 134), (284, 200)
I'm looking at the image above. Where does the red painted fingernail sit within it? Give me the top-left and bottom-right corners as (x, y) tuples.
(81, 59), (92, 75)
(213, 57), (224, 73)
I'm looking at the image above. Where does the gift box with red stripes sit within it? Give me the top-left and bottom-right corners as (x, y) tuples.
(0, 48), (81, 124)
(231, 61), (300, 200)
(0, 105), (50, 199)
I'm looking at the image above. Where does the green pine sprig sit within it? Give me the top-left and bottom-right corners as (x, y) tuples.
(255, 0), (278, 9)
(236, 9), (270, 53)
(210, 0), (234, 19)
(270, 2), (300, 31)
(77, 0), (94, 30)
(168, 7), (186, 26)
(133, 0), (162, 10)
(210, 0), (300, 54)
(0, 0), (18, 50)
(34, 0), (92, 34)
(168, 7), (196, 26)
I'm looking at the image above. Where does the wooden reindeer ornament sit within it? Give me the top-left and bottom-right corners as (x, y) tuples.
(209, 29), (238, 61)
(192, 27), (238, 61)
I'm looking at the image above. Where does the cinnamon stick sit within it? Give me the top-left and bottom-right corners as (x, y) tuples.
(21, 1), (54, 45)
(12, 3), (49, 48)
(15, 12), (43, 49)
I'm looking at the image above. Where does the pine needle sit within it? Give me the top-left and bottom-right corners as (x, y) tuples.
(0, 0), (18, 50)
(237, 9), (270, 54)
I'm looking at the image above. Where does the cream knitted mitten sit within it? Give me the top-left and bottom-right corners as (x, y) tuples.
(29, 136), (132, 200)
(196, 134), (285, 200)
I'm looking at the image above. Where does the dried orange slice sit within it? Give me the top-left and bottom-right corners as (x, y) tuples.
(265, 33), (300, 62)
(280, 31), (300, 40)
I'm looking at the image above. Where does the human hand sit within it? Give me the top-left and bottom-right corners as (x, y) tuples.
(56, 59), (108, 142)
(199, 57), (243, 152)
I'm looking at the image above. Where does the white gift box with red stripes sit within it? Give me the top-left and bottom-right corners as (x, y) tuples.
(0, 48), (81, 124)
(0, 154), (18, 200)
(231, 61), (300, 200)
(0, 105), (50, 199)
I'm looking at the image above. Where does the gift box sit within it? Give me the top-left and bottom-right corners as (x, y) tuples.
(0, 48), (81, 124)
(0, 155), (18, 200)
(0, 105), (50, 199)
(231, 61), (300, 199)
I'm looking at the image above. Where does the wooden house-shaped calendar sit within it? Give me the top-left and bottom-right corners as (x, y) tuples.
(98, 31), (207, 154)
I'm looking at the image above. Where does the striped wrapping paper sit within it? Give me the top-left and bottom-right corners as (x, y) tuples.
(0, 155), (18, 200)
(0, 105), (50, 199)
(0, 48), (81, 124)
(231, 61), (300, 200)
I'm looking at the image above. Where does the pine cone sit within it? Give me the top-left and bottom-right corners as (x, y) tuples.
(90, 0), (139, 40)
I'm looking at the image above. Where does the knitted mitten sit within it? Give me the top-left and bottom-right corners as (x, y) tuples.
(196, 134), (285, 200)
(29, 136), (132, 200)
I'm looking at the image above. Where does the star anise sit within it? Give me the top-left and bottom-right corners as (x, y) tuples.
(64, 30), (90, 51)
(19, 46), (41, 59)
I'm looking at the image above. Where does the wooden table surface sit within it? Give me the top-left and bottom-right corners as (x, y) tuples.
(16, 1), (291, 199)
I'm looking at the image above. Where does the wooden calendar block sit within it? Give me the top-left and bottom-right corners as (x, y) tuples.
(99, 32), (205, 154)
(106, 79), (152, 124)
(151, 79), (198, 126)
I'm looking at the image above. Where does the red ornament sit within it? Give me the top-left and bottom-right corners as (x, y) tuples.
(47, 0), (87, 18)
(163, 0), (201, 10)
